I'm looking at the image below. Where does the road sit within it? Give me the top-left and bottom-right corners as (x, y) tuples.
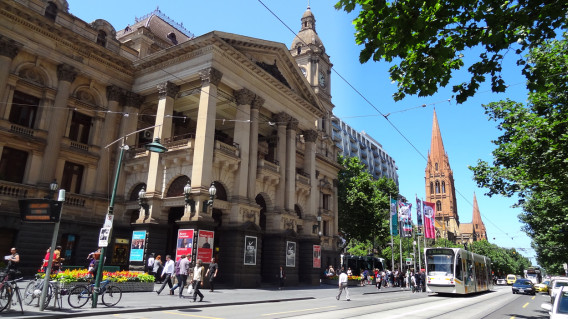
(75, 285), (551, 319)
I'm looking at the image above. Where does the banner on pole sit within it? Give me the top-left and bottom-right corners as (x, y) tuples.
(390, 198), (398, 236)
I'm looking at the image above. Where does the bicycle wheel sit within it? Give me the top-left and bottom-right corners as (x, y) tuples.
(23, 281), (52, 308)
(101, 285), (122, 307)
(0, 284), (11, 312)
(67, 285), (90, 308)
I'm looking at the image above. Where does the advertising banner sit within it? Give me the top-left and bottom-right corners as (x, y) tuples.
(313, 245), (321, 268)
(286, 241), (296, 267)
(129, 230), (146, 261)
(196, 230), (214, 263)
(244, 236), (257, 265)
(176, 229), (194, 262)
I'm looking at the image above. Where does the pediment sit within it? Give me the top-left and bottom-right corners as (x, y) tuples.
(213, 31), (325, 116)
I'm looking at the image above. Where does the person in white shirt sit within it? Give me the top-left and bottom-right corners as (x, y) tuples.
(190, 259), (205, 302)
(147, 253), (155, 276)
(156, 255), (174, 295)
(336, 268), (350, 301)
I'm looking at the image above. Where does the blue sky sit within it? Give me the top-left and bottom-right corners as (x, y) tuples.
(67, 0), (535, 263)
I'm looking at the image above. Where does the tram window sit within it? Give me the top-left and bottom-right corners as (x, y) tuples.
(455, 254), (463, 281)
(426, 254), (453, 276)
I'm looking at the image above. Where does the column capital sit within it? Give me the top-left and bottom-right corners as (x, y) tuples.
(125, 91), (144, 109)
(57, 64), (77, 83)
(273, 112), (290, 126)
(303, 129), (318, 143)
(251, 95), (265, 110)
(199, 67), (222, 86)
(0, 36), (22, 59)
(157, 81), (180, 99)
(287, 117), (299, 131)
(234, 88), (255, 106)
(106, 85), (123, 102)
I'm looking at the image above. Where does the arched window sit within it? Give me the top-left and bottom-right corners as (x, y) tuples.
(430, 182), (434, 194)
(96, 30), (107, 47)
(435, 162), (438, 171)
(45, 1), (57, 21)
(435, 181), (440, 193)
(436, 200), (442, 211)
(166, 176), (190, 197)
(297, 45), (301, 55)
(167, 32), (178, 45)
(294, 204), (302, 219)
(442, 181), (446, 193)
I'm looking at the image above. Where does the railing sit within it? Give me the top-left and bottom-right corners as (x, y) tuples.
(163, 133), (195, 151)
(296, 173), (310, 185)
(65, 193), (87, 207)
(10, 124), (35, 137)
(0, 181), (30, 198)
(215, 140), (239, 157)
(70, 141), (89, 151)
(259, 159), (279, 173)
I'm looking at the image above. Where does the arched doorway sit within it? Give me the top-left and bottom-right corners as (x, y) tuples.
(165, 176), (190, 256)
(255, 194), (269, 282)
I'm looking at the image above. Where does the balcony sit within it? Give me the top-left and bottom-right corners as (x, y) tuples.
(0, 120), (48, 140)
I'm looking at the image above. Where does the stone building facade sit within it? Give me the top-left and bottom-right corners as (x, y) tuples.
(0, 1), (342, 287)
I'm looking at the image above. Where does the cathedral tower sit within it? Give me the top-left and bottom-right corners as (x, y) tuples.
(425, 109), (460, 241)
(471, 193), (487, 241)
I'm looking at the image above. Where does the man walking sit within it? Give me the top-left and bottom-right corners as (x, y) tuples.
(178, 255), (190, 297)
(336, 268), (350, 301)
(156, 255), (174, 295)
(191, 259), (205, 302)
(205, 257), (218, 292)
(147, 253), (155, 277)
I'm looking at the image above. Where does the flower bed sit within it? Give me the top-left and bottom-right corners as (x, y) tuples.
(36, 269), (155, 292)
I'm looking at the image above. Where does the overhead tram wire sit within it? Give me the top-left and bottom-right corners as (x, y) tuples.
(257, 0), (532, 247)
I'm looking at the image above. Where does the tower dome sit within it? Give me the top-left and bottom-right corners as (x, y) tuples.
(291, 5), (325, 53)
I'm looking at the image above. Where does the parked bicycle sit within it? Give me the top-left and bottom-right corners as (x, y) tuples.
(23, 277), (64, 309)
(0, 271), (24, 314)
(68, 279), (122, 308)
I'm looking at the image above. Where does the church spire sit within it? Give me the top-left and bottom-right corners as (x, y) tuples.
(472, 192), (487, 240)
(429, 108), (446, 162)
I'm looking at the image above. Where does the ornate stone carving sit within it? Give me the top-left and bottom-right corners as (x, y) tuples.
(57, 64), (77, 83)
(125, 91), (144, 109)
(234, 88), (255, 106)
(0, 36), (22, 59)
(240, 207), (257, 224)
(106, 85), (122, 102)
(251, 95), (265, 110)
(283, 217), (296, 230)
(199, 67), (222, 86)
(287, 117), (299, 131)
(273, 112), (290, 126)
(303, 129), (318, 143)
(157, 81), (180, 99)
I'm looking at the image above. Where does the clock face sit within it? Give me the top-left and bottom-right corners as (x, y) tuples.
(319, 71), (326, 87)
(300, 67), (307, 77)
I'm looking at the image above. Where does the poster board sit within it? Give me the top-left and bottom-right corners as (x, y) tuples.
(244, 236), (257, 265)
(129, 230), (146, 261)
(286, 241), (296, 267)
(175, 229), (194, 262)
(196, 230), (214, 263)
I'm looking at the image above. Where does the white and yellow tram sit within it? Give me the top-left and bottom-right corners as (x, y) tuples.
(425, 247), (493, 294)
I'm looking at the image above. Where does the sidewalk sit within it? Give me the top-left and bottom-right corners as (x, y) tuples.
(3, 282), (409, 318)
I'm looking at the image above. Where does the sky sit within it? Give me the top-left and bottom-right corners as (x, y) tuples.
(67, 0), (536, 263)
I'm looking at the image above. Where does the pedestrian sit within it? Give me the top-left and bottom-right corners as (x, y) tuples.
(169, 256), (182, 295)
(5, 247), (20, 278)
(347, 267), (353, 276)
(156, 255), (174, 295)
(52, 246), (64, 272)
(206, 257), (218, 292)
(376, 269), (382, 289)
(420, 271), (426, 292)
(87, 248), (100, 272)
(153, 255), (163, 283)
(336, 268), (350, 301)
(191, 259), (205, 302)
(278, 265), (286, 289)
(414, 271), (421, 293)
(147, 253), (155, 276)
(178, 255), (190, 298)
(41, 247), (51, 272)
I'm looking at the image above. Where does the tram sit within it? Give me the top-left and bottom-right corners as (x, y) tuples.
(425, 247), (493, 294)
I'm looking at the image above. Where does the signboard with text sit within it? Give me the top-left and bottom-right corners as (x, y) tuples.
(175, 229), (194, 262)
(313, 245), (321, 268)
(129, 230), (146, 261)
(196, 230), (214, 263)
(19, 199), (62, 223)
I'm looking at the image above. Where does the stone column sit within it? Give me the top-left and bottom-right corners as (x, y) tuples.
(247, 96), (264, 200)
(146, 81), (179, 197)
(116, 92), (143, 200)
(0, 36), (21, 118)
(303, 129), (318, 216)
(232, 88), (254, 202)
(93, 85), (123, 195)
(285, 117), (298, 211)
(191, 68), (222, 198)
(273, 112), (289, 212)
(39, 64), (77, 185)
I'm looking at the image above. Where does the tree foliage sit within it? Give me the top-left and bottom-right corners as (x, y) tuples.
(469, 35), (568, 274)
(334, 0), (568, 103)
(337, 156), (398, 247)
(469, 240), (531, 276)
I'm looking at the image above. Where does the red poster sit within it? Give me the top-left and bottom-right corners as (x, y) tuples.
(313, 245), (321, 268)
(175, 229), (194, 262)
(196, 230), (214, 263)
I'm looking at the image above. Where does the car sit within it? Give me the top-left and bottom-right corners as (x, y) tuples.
(541, 286), (568, 319)
(512, 278), (536, 295)
(496, 278), (507, 285)
(536, 280), (551, 293)
(507, 274), (517, 285)
(550, 278), (568, 303)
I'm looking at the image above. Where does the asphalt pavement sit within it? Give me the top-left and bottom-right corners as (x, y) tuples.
(2, 281), (409, 318)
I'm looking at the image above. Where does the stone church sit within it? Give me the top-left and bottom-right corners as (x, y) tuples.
(424, 109), (487, 244)
(0, 0), (342, 287)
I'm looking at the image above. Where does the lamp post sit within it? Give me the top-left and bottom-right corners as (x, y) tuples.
(92, 129), (167, 308)
(202, 182), (217, 212)
(184, 182), (195, 213)
(49, 179), (59, 199)
(138, 187), (149, 219)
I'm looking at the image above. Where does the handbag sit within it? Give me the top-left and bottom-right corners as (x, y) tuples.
(187, 282), (194, 294)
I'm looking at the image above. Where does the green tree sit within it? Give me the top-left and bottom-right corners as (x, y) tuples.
(469, 240), (531, 276)
(469, 35), (568, 274)
(337, 156), (398, 248)
(334, 0), (567, 103)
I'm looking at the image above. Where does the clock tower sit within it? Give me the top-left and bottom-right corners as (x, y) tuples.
(290, 5), (333, 106)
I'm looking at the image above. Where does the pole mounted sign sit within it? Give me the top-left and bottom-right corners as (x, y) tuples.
(19, 199), (62, 222)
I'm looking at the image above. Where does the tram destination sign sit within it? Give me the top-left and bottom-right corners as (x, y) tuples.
(19, 199), (62, 223)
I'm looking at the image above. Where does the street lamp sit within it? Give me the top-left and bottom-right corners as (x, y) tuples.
(92, 127), (167, 308)
(138, 187), (149, 219)
(202, 182), (217, 212)
(184, 182), (196, 213)
(46, 179), (58, 199)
